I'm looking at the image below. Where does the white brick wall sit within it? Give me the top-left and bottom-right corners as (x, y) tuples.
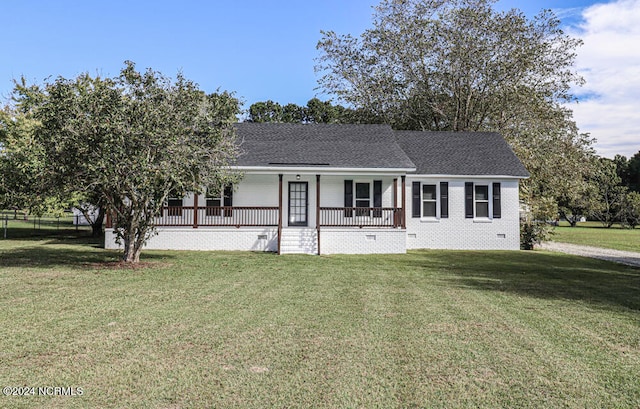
(105, 227), (278, 251)
(105, 174), (522, 253)
(320, 228), (406, 254)
(105, 226), (407, 254)
(405, 178), (521, 250)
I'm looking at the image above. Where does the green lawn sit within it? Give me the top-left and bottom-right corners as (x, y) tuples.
(552, 221), (640, 252)
(1, 232), (639, 408)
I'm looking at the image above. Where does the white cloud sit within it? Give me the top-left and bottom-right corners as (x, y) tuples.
(567, 0), (640, 158)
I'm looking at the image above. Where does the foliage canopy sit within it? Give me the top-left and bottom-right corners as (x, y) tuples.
(316, 0), (595, 238)
(9, 62), (240, 262)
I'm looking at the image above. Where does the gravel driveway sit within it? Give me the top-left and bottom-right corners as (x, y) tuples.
(539, 241), (640, 268)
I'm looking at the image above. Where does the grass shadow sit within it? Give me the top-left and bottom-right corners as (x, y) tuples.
(408, 250), (640, 311)
(1, 227), (95, 241)
(0, 232), (173, 269)
(0, 245), (118, 268)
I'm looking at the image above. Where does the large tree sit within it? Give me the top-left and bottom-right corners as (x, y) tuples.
(0, 104), (66, 216)
(1, 106), (37, 210)
(316, 0), (594, 229)
(13, 62), (240, 262)
(627, 151), (640, 192)
(556, 180), (598, 228)
(248, 100), (284, 123)
(621, 191), (640, 229)
(2, 101), (110, 235)
(590, 158), (627, 227)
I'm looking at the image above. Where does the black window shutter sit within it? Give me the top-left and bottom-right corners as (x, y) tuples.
(492, 182), (501, 219)
(440, 182), (449, 218)
(465, 182), (474, 218)
(224, 184), (233, 217)
(344, 180), (353, 217)
(373, 180), (382, 218)
(223, 185), (233, 206)
(412, 182), (421, 218)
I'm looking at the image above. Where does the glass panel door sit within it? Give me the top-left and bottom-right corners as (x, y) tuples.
(288, 182), (308, 226)
(355, 182), (370, 217)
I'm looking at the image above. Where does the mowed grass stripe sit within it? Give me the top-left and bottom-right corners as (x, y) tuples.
(0, 238), (639, 408)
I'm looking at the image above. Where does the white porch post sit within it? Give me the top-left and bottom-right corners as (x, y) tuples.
(278, 174), (283, 255)
(316, 174), (321, 255)
(401, 175), (406, 229)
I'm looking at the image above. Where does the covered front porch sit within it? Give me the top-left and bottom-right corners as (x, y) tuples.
(105, 173), (408, 254)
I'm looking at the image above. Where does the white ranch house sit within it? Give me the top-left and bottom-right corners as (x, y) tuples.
(105, 123), (529, 254)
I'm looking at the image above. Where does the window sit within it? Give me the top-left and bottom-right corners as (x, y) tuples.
(205, 185), (233, 217)
(206, 196), (222, 207)
(412, 181), (448, 219)
(475, 185), (489, 218)
(465, 182), (501, 219)
(167, 197), (183, 216)
(344, 180), (382, 217)
(422, 184), (437, 217)
(205, 194), (222, 216)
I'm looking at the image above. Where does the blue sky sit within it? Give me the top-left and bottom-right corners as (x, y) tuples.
(2, 0), (638, 158)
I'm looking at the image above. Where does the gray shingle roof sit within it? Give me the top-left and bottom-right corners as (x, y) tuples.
(395, 131), (529, 177)
(234, 123), (416, 169)
(233, 123), (529, 177)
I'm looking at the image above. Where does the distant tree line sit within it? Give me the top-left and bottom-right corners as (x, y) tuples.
(558, 154), (640, 228)
(246, 98), (381, 125)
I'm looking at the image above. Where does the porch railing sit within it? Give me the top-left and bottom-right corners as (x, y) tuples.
(107, 206), (403, 229)
(156, 206), (196, 226)
(155, 206), (279, 227)
(319, 207), (403, 228)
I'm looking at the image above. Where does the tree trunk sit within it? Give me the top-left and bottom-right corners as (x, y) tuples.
(126, 247), (141, 263)
(121, 221), (148, 263)
(123, 240), (141, 263)
(122, 226), (141, 263)
(91, 207), (106, 237)
(78, 205), (105, 237)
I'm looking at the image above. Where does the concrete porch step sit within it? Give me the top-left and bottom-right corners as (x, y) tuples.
(279, 228), (317, 255)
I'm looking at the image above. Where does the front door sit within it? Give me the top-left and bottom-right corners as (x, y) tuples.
(288, 182), (308, 226)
